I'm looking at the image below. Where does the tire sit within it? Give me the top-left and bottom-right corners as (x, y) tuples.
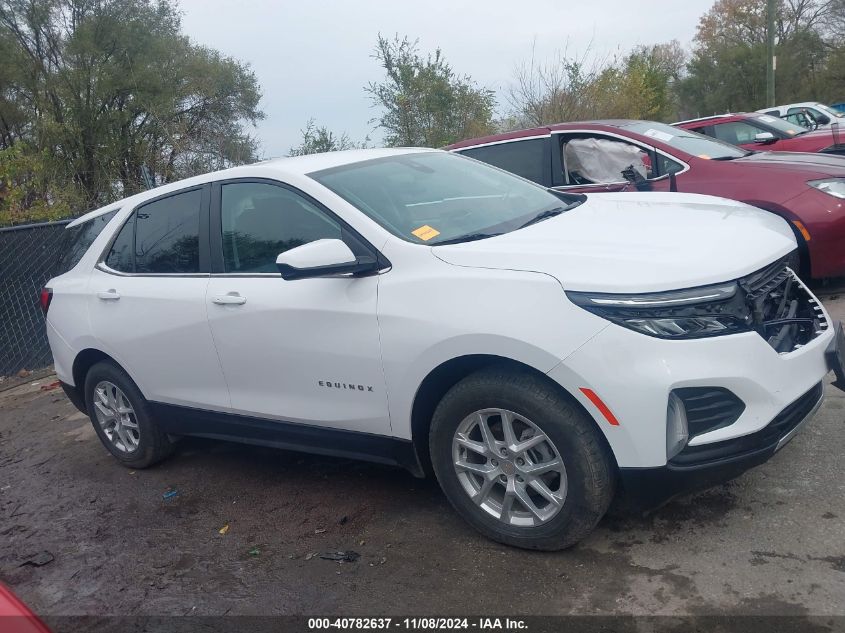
(83, 360), (174, 469)
(429, 366), (615, 550)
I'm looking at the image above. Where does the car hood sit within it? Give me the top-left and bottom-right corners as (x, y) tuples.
(735, 150), (845, 175)
(795, 128), (837, 142)
(431, 192), (796, 293)
(781, 128), (838, 148)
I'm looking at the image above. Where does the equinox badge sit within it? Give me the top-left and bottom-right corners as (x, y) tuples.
(319, 380), (374, 392)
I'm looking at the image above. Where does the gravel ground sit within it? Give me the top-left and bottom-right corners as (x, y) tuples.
(0, 292), (843, 621)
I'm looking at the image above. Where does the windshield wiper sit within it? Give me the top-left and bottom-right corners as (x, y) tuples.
(518, 206), (567, 229)
(433, 232), (503, 246)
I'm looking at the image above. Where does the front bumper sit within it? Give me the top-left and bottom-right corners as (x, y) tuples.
(616, 380), (824, 509)
(548, 269), (837, 470)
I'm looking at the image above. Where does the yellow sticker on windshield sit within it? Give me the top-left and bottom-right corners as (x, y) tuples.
(412, 225), (440, 241)
(698, 154), (711, 159)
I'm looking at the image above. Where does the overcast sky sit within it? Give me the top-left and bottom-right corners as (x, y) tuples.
(177, 0), (716, 157)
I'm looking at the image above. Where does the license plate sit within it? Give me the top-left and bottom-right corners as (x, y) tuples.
(827, 321), (845, 392)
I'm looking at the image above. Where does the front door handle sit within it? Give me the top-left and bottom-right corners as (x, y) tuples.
(97, 289), (120, 301)
(212, 293), (247, 306)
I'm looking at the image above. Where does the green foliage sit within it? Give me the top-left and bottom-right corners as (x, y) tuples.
(288, 119), (368, 156)
(0, 145), (83, 225)
(366, 35), (496, 147)
(679, 0), (835, 116)
(507, 42), (685, 126)
(0, 0), (263, 225)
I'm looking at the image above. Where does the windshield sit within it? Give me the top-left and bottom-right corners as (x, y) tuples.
(752, 114), (807, 136)
(623, 121), (748, 160)
(310, 151), (582, 245)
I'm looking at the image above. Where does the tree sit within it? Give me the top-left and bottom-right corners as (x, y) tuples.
(365, 34), (495, 147)
(0, 0), (263, 224)
(288, 118), (367, 156)
(679, 0), (833, 116)
(507, 47), (601, 127)
(0, 144), (79, 225)
(506, 42), (684, 127)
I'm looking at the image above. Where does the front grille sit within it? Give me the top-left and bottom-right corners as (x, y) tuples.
(674, 387), (745, 437)
(739, 256), (828, 353)
(670, 382), (823, 467)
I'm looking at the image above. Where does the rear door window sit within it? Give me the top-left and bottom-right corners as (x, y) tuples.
(58, 210), (117, 272)
(105, 215), (135, 272)
(710, 121), (762, 145)
(459, 138), (549, 186)
(134, 189), (202, 274)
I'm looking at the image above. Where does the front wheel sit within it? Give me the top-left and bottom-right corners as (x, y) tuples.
(429, 367), (615, 550)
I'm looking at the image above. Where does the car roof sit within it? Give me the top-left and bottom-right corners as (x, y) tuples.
(446, 120), (655, 150)
(673, 113), (751, 126)
(756, 102), (826, 113)
(67, 147), (435, 228)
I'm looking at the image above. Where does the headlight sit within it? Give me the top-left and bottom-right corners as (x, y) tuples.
(566, 282), (753, 339)
(809, 178), (845, 198)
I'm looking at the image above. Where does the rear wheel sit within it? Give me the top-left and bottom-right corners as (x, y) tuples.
(84, 361), (173, 468)
(429, 366), (615, 550)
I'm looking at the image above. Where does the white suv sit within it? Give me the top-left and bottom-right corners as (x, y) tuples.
(757, 102), (845, 128)
(44, 148), (845, 550)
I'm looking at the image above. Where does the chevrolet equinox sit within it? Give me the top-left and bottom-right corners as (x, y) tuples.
(44, 148), (845, 550)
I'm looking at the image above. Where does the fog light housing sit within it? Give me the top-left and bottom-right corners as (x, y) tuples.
(666, 393), (689, 460)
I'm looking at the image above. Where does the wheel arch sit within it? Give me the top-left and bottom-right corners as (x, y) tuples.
(409, 354), (617, 476)
(740, 199), (811, 277)
(68, 348), (131, 410)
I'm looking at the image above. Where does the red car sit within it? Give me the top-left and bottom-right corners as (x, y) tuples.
(0, 583), (50, 633)
(674, 112), (845, 155)
(446, 120), (845, 279)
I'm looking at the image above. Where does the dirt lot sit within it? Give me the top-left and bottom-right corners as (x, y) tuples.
(1, 292), (844, 623)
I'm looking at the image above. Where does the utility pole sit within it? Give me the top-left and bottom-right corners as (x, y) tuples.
(766, 0), (776, 107)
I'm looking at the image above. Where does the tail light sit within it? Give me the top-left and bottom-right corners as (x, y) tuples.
(40, 287), (53, 315)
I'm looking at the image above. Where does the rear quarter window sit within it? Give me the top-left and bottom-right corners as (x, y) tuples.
(58, 210), (118, 273)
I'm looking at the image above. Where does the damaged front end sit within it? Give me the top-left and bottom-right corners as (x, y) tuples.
(741, 257), (829, 353)
(566, 252), (830, 351)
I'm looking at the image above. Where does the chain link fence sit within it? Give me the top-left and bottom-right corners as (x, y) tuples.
(0, 220), (71, 377)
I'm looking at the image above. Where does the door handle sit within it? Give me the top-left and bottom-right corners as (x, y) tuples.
(97, 289), (120, 301)
(212, 293), (247, 306)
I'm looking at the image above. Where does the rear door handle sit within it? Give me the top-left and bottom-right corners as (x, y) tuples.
(97, 289), (120, 301)
(212, 293), (247, 306)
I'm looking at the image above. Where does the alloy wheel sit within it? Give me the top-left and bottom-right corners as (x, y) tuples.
(451, 408), (567, 527)
(92, 381), (140, 453)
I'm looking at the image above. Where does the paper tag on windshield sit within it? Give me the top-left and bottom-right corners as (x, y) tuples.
(758, 115), (778, 123)
(643, 128), (674, 142)
(412, 225), (440, 241)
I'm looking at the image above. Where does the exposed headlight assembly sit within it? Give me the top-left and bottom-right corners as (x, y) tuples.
(809, 178), (845, 199)
(566, 282), (753, 339)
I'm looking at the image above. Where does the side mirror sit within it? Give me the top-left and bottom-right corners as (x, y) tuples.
(816, 114), (831, 125)
(276, 239), (377, 280)
(754, 132), (776, 143)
